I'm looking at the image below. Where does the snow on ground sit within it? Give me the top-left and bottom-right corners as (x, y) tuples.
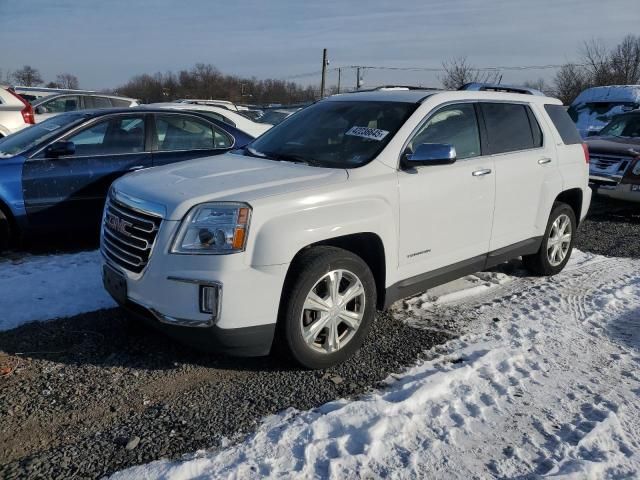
(0, 250), (115, 331)
(112, 251), (640, 479)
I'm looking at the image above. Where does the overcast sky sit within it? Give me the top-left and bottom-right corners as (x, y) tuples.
(1, 0), (639, 90)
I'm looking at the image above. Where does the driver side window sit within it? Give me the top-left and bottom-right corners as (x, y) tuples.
(408, 103), (481, 160)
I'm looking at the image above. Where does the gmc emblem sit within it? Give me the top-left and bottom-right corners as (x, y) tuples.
(106, 213), (133, 237)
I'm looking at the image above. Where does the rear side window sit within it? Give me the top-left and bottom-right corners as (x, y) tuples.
(154, 114), (232, 151)
(87, 96), (112, 109)
(111, 98), (133, 107)
(481, 103), (540, 154)
(544, 104), (582, 145)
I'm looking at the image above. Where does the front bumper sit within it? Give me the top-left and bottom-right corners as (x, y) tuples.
(593, 182), (640, 203)
(123, 299), (277, 356)
(102, 219), (289, 356)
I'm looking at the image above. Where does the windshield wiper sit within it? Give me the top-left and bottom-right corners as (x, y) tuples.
(264, 152), (319, 166)
(244, 146), (269, 158)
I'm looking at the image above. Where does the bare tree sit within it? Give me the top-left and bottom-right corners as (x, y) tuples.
(553, 63), (590, 105)
(11, 65), (43, 86)
(523, 78), (554, 96)
(610, 35), (640, 84)
(56, 73), (80, 89)
(116, 63), (317, 104)
(581, 35), (640, 86)
(440, 57), (501, 90)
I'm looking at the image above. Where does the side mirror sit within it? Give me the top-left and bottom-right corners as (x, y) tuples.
(45, 141), (75, 158)
(403, 143), (456, 167)
(35, 106), (46, 115)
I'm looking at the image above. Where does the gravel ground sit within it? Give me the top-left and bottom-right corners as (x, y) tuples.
(0, 309), (456, 479)
(575, 194), (640, 259)
(1, 194), (639, 479)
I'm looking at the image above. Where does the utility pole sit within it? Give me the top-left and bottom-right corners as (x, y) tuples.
(320, 48), (328, 98)
(356, 67), (362, 90)
(337, 68), (341, 94)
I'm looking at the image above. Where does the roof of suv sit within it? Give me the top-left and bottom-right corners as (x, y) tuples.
(326, 88), (559, 104)
(327, 90), (438, 103)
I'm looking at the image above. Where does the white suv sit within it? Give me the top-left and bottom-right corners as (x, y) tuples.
(101, 87), (591, 368)
(0, 86), (34, 138)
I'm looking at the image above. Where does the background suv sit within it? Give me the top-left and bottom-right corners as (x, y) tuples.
(0, 86), (34, 138)
(101, 87), (591, 368)
(32, 93), (138, 122)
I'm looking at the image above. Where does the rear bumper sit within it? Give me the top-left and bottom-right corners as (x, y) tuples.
(123, 299), (276, 356)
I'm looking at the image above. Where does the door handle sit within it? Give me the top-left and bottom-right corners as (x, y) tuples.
(472, 168), (492, 177)
(538, 157), (552, 165)
(128, 165), (145, 171)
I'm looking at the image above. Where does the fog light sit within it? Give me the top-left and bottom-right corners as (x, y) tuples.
(199, 285), (219, 315)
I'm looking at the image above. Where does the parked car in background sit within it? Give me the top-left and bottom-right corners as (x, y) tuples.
(569, 85), (640, 138)
(0, 86), (34, 138)
(0, 108), (254, 251)
(256, 107), (300, 125)
(101, 86), (590, 368)
(174, 99), (240, 111)
(587, 110), (640, 202)
(147, 102), (273, 137)
(32, 93), (139, 122)
(13, 86), (98, 103)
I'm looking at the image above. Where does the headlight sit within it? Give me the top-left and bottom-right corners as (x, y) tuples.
(172, 203), (251, 254)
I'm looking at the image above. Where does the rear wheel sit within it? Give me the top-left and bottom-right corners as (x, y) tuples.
(279, 246), (376, 369)
(523, 202), (576, 276)
(0, 209), (11, 253)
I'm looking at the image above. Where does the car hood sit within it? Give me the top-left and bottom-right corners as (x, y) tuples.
(113, 152), (349, 220)
(586, 136), (640, 157)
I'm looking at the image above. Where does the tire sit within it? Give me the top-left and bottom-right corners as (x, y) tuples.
(523, 202), (576, 276)
(279, 246), (377, 369)
(0, 209), (11, 253)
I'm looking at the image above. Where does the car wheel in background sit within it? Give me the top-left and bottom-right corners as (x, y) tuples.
(523, 202), (576, 276)
(279, 246), (377, 369)
(0, 209), (11, 253)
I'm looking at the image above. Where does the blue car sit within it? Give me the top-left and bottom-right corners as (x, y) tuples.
(0, 108), (254, 251)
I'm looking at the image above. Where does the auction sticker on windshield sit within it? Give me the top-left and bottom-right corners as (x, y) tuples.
(345, 126), (389, 141)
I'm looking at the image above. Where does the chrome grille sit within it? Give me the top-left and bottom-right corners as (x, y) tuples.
(101, 197), (162, 274)
(590, 154), (631, 173)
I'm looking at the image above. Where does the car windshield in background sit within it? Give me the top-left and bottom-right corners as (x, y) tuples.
(257, 110), (292, 125)
(568, 101), (640, 135)
(0, 114), (84, 158)
(599, 114), (640, 138)
(244, 101), (417, 168)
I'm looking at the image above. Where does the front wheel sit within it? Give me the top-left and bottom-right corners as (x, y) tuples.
(523, 202), (576, 276)
(279, 246), (377, 369)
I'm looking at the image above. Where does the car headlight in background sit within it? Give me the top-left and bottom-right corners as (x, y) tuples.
(172, 203), (251, 254)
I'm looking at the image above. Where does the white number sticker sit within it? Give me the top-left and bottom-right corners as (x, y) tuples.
(345, 126), (389, 141)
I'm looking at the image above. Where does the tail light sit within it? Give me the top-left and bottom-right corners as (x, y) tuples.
(7, 89), (35, 125)
(582, 143), (590, 164)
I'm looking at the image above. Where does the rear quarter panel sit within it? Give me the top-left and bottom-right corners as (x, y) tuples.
(536, 103), (590, 220)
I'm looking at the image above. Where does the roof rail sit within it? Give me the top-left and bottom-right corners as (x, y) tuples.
(353, 85), (442, 93)
(458, 82), (545, 96)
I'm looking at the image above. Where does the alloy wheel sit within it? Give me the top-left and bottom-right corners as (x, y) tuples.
(300, 269), (366, 354)
(547, 213), (572, 266)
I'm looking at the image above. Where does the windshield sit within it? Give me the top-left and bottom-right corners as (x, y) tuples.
(568, 102), (640, 137)
(244, 100), (417, 168)
(0, 113), (85, 158)
(599, 114), (640, 138)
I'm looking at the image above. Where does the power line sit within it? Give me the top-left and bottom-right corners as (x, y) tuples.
(282, 62), (587, 80)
